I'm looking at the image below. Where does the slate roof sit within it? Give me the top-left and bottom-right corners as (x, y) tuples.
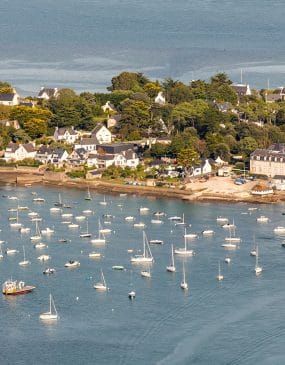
(0, 93), (16, 101)
(57, 127), (78, 136)
(38, 88), (58, 98)
(79, 138), (99, 145)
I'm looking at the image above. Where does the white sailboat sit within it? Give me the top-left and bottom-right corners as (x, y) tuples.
(30, 220), (41, 241)
(39, 294), (58, 321)
(99, 219), (112, 234)
(130, 231), (154, 263)
(175, 213), (186, 226)
(255, 244), (262, 275)
(141, 267), (151, 278)
(80, 219), (91, 238)
(174, 231), (194, 256)
(10, 209), (22, 229)
(0, 244), (3, 259)
(180, 261), (188, 290)
(216, 261), (224, 281)
(19, 245), (30, 266)
(166, 244), (176, 272)
(84, 186), (92, 201)
(184, 227), (197, 239)
(91, 220), (106, 244)
(99, 195), (107, 206)
(94, 270), (108, 291)
(224, 225), (240, 244)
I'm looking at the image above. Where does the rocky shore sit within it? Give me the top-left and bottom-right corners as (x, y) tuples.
(0, 167), (283, 204)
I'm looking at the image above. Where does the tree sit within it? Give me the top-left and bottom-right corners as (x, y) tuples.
(0, 81), (13, 94)
(238, 136), (258, 157)
(10, 106), (52, 126)
(144, 82), (161, 98)
(177, 148), (200, 172)
(23, 118), (48, 139)
(171, 100), (208, 131)
(107, 72), (149, 91)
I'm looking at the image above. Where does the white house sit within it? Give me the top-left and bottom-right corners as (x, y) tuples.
(154, 91), (166, 105)
(101, 101), (116, 113)
(4, 143), (36, 161)
(74, 138), (98, 151)
(191, 159), (212, 177)
(54, 126), (79, 144)
(87, 149), (139, 169)
(91, 124), (112, 144)
(0, 92), (20, 106)
(38, 87), (59, 100)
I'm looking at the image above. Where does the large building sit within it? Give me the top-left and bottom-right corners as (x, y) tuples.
(250, 143), (285, 177)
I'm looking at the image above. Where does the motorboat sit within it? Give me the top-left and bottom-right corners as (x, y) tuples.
(221, 243), (237, 249)
(68, 223), (79, 229)
(33, 197), (45, 202)
(75, 216), (86, 221)
(149, 239), (163, 245)
(225, 257), (231, 264)
(141, 269), (151, 278)
(43, 267), (55, 275)
(216, 216), (229, 224)
(128, 290), (136, 300)
(273, 226), (285, 234)
(41, 227), (54, 235)
(6, 248), (19, 255)
(134, 222), (146, 228)
(139, 207), (149, 213)
(125, 216), (135, 221)
(64, 260), (80, 268)
(202, 229), (214, 236)
(112, 265), (125, 271)
(256, 215), (269, 223)
(88, 252), (101, 258)
(37, 255), (50, 262)
(151, 219), (163, 224)
(34, 242), (47, 249)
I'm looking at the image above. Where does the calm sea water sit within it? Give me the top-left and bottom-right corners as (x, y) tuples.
(0, 184), (285, 364)
(0, 1), (285, 94)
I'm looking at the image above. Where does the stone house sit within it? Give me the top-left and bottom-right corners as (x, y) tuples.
(250, 143), (285, 177)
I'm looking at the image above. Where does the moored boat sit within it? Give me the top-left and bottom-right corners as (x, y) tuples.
(2, 279), (35, 295)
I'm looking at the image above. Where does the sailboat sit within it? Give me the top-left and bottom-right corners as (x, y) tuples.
(174, 231), (194, 256)
(216, 261), (224, 281)
(250, 235), (257, 256)
(99, 195), (107, 206)
(80, 219), (91, 238)
(39, 294), (58, 321)
(175, 213), (186, 226)
(84, 186), (92, 201)
(94, 270), (108, 291)
(130, 231), (154, 263)
(0, 244), (3, 259)
(166, 244), (176, 272)
(141, 267), (151, 278)
(180, 261), (188, 290)
(19, 246), (30, 266)
(128, 270), (136, 299)
(54, 193), (63, 207)
(99, 219), (112, 234)
(90, 220), (106, 244)
(30, 220), (41, 241)
(224, 225), (240, 243)
(10, 209), (22, 229)
(255, 244), (262, 275)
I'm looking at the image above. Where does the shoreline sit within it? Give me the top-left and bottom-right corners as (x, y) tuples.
(0, 168), (284, 204)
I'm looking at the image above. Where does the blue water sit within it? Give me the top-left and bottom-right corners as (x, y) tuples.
(1, 185), (285, 364)
(0, 1), (285, 93)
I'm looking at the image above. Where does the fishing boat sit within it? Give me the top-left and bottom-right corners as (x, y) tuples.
(19, 246), (30, 266)
(166, 244), (176, 272)
(216, 261), (224, 281)
(84, 187), (92, 201)
(94, 270), (108, 291)
(130, 231), (154, 263)
(39, 294), (58, 321)
(180, 261), (188, 290)
(174, 231), (194, 256)
(43, 268), (55, 275)
(79, 219), (91, 238)
(2, 279), (35, 295)
(64, 260), (80, 268)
